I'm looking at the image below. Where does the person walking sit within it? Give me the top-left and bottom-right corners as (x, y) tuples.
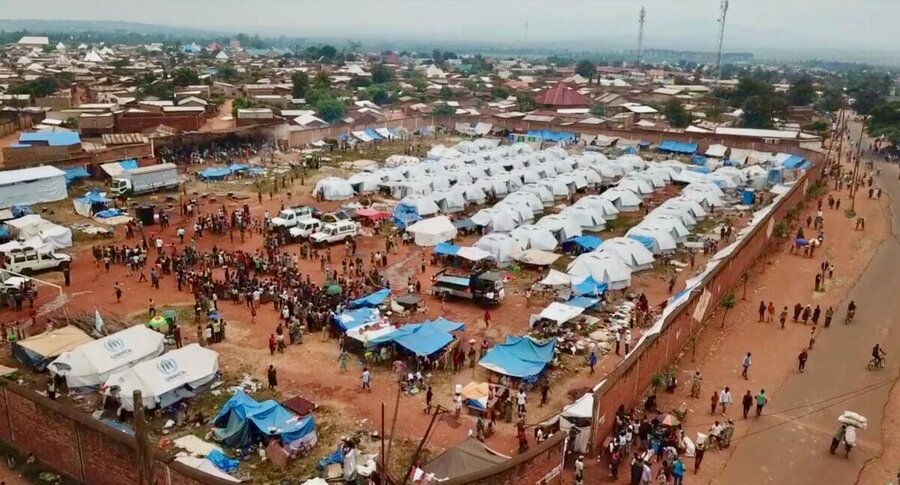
(615, 330), (622, 355)
(830, 425), (847, 454)
(780, 306), (788, 329)
(755, 389), (768, 417)
(588, 351), (597, 374)
(624, 329), (632, 354)
(694, 440), (706, 473)
(719, 387), (732, 415)
(758, 301), (766, 322)
(672, 456), (685, 485)
(267, 365), (278, 388)
(767, 302), (775, 322)
(709, 392), (718, 415)
(338, 349), (349, 373)
(362, 367), (372, 392)
(540, 382), (551, 406)
(268, 334), (276, 355)
(812, 305), (821, 326)
(824, 306), (834, 327)
(741, 390), (753, 419)
(483, 310), (491, 329)
(798, 349), (809, 372)
(114, 282), (123, 303)
(741, 352), (752, 379)
(424, 386), (433, 414)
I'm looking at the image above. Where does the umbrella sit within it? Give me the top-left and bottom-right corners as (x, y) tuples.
(326, 284), (342, 296)
(148, 316), (168, 330)
(661, 414), (679, 427)
(163, 310), (178, 321)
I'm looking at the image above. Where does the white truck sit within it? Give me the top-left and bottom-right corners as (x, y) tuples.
(3, 247), (71, 275)
(309, 220), (360, 245)
(288, 218), (322, 240)
(0, 270), (28, 294)
(271, 206), (315, 229)
(109, 163), (179, 196)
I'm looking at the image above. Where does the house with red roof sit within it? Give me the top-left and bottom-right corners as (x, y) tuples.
(534, 83), (590, 108)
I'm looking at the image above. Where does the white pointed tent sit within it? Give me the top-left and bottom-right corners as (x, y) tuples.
(598, 237), (654, 271)
(407, 216), (458, 246)
(561, 206), (606, 231)
(574, 195), (619, 221)
(599, 188), (642, 212)
(566, 251), (632, 290)
(537, 214), (582, 242)
(313, 177), (355, 200)
(510, 225), (558, 251)
(474, 233), (524, 266)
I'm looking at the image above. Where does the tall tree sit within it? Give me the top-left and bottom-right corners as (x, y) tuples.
(664, 98), (691, 128)
(291, 71), (310, 99)
(787, 76), (816, 106)
(313, 71), (331, 90)
(370, 63), (392, 85)
(575, 60), (596, 84)
(316, 97), (345, 123)
(853, 89), (884, 116)
(172, 68), (200, 87)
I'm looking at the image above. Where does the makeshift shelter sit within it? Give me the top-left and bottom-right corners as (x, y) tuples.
(13, 326), (93, 371)
(399, 195), (440, 218)
(566, 251), (632, 290)
(0, 166), (68, 208)
(539, 269), (571, 287)
(460, 381), (491, 412)
(474, 233), (524, 266)
(103, 344), (219, 412)
(513, 248), (560, 266)
(406, 216), (457, 246)
(421, 437), (509, 482)
(212, 390), (317, 453)
(62, 167), (89, 185)
(313, 177), (355, 201)
(479, 336), (556, 381)
(562, 235), (603, 253)
(539, 302), (585, 324)
(373, 321), (460, 356)
(348, 289), (391, 309)
(598, 237), (654, 271)
(571, 276), (608, 297)
(510, 225), (558, 251)
(49, 325), (165, 391)
(73, 190), (112, 217)
(333, 308), (382, 332)
(199, 167), (232, 180)
(540, 393), (593, 453)
(626, 229), (678, 254)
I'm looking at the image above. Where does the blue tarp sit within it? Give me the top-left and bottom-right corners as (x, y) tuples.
(199, 167), (232, 180)
(527, 130), (576, 142)
(621, 146), (638, 155)
(95, 209), (123, 218)
(63, 167), (89, 184)
(658, 140), (698, 154)
(393, 324), (454, 356)
(228, 163), (248, 173)
(317, 444), (346, 471)
(572, 276), (608, 296)
(10, 206), (32, 218)
(119, 159), (139, 171)
(434, 242), (461, 256)
(563, 235), (603, 251)
(212, 391), (317, 450)
(369, 319), (465, 348)
(767, 168), (783, 185)
(691, 155), (708, 166)
(567, 296), (601, 308)
(349, 288), (391, 309)
(479, 336), (556, 379)
(392, 202), (420, 229)
(18, 132), (81, 147)
(207, 449), (239, 474)
(684, 165), (711, 174)
(0, 226), (8, 240)
(628, 234), (656, 250)
(334, 307), (380, 331)
(782, 155), (811, 170)
(364, 128), (383, 141)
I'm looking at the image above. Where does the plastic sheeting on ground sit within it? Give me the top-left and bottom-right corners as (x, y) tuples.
(479, 336), (556, 379)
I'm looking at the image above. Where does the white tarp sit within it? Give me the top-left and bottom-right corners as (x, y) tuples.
(6, 214), (47, 239)
(540, 302), (584, 324)
(104, 344), (219, 411)
(49, 325), (165, 390)
(567, 251), (632, 290)
(406, 216), (457, 246)
(514, 248), (560, 266)
(540, 269), (571, 287)
(705, 144), (728, 158)
(174, 457), (239, 483)
(456, 246), (492, 261)
(38, 223), (73, 250)
(313, 177), (355, 200)
(0, 166), (67, 208)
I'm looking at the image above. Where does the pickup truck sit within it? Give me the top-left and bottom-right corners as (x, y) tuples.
(431, 270), (505, 305)
(271, 206), (315, 228)
(288, 218), (322, 240)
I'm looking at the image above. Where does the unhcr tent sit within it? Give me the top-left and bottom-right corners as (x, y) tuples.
(567, 251), (632, 290)
(510, 225), (558, 251)
(407, 216), (457, 246)
(626, 229), (677, 254)
(474, 233), (524, 266)
(313, 177), (355, 201)
(48, 325), (165, 391)
(212, 390), (317, 452)
(421, 437), (509, 482)
(13, 326), (93, 371)
(479, 336), (556, 380)
(599, 237), (654, 271)
(103, 344), (219, 411)
(599, 188), (642, 212)
(0, 166), (68, 209)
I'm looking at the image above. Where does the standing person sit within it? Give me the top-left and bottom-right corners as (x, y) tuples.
(741, 352), (752, 379)
(615, 330), (622, 355)
(798, 349), (809, 372)
(268, 334), (276, 355)
(767, 302), (775, 322)
(62, 265), (70, 287)
(812, 305), (821, 326)
(148, 298), (156, 317)
(719, 387), (732, 415)
(483, 310), (491, 328)
(694, 440), (706, 473)
(574, 455), (584, 485)
(516, 389), (527, 415)
(741, 391), (753, 419)
(114, 282), (123, 303)
(758, 301), (766, 322)
(362, 367), (371, 392)
(709, 391), (718, 415)
(338, 349), (349, 373)
(540, 382), (551, 407)
(672, 456), (685, 485)
(424, 386), (433, 414)
(588, 351), (597, 374)
(173, 325), (182, 349)
(755, 389), (768, 417)
(630, 456), (643, 485)
(824, 306), (834, 327)
(780, 306), (788, 329)
(267, 365), (277, 388)
(830, 425), (847, 454)
(624, 329), (632, 354)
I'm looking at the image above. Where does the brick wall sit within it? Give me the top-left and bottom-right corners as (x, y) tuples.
(442, 432), (566, 485)
(0, 380), (236, 485)
(116, 113), (206, 133)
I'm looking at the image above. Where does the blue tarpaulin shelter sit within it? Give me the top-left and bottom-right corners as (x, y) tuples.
(393, 324), (455, 356)
(333, 307), (380, 331)
(18, 132), (81, 147)
(349, 288), (391, 309)
(563, 235), (603, 252)
(628, 234), (656, 250)
(567, 296), (601, 308)
(527, 130), (576, 142)
(212, 391), (317, 451)
(199, 167), (232, 180)
(0, 225), (9, 241)
(119, 159), (139, 171)
(691, 155), (708, 166)
(479, 336), (556, 379)
(369, 319), (465, 349)
(658, 141), (698, 154)
(392, 202), (420, 229)
(62, 167), (89, 185)
(434, 242), (460, 256)
(572, 276), (608, 296)
(782, 155), (811, 170)
(228, 163), (248, 173)
(10, 206), (32, 218)
(621, 146), (638, 155)
(364, 128), (383, 141)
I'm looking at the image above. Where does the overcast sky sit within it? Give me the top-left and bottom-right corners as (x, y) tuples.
(4, 0), (898, 56)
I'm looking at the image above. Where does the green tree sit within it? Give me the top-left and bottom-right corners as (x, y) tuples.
(853, 89), (884, 116)
(704, 104), (726, 122)
(316, 97), (345, 123)
(313, 71), (331, 90)
(367, 87), (390, 106)
(370, 63), (392, 84)
(491, 86), (511, 100)
(305, 88), (331, 107)
(516, 92), (536, 111)
(720, 293), (737, 328)
(439, 86), (453, 100)
(575, 60), (596, 83)
(433, 104), (454, 116)
(231, 97), (253, 117)
(867, 102), (900, 145)
(818, 88), (844, 113)
(741, 96), (774, 128)
(141, 81), (175, 100)
(172, 68), (200, 87)
(589, 104), (607, 117)
(349, 77), (372, 89)
(6, 77), (59, 98)
(291, 71), (310, 99)
(317, 45), (338, 60)
(218, 65), (239, 82)
(787, 76), (816, 106)
(664, 98), (691, 128)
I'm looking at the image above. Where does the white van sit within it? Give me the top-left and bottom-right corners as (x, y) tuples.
(288, 218), (322, 240)
(309, 221), (359, 245)
(4, 248), (71, 274)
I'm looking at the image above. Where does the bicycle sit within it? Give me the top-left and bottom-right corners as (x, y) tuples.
(868, 355), (886, 370)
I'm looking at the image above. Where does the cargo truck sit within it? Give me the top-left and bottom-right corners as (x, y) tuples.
(431, 269), (505, 305)
(109, 163), (179, 196)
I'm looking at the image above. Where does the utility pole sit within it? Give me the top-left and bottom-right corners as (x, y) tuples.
(850, 117), (866, 212)
(402, 406), (446, 485)
(713, 0), (729, 88)
(636, 7), (646, 70)
(133, 390), (152, 485)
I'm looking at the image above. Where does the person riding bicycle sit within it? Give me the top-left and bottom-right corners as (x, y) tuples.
(848, 301), (857, 319)
(873, 344), (886, 364)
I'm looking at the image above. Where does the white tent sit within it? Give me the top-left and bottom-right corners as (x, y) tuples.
(519, 184), (555, 206)
(431, 188), (467, 213)
(474, 233), (524, 266)
(662, 197), (708, 219)
(510, 225), (558, 251)
(456, 246), (493, 262)
(347, 173), (382, 193)
(616, 154), (647, 171)
(590, 162), (624, 181)
(454, 184), (487, 204)
(6, 214), (48, 239)
(503, 191), (544, 215)
(626, 228), (678, 254)
(400, 195), (441, 217)
(574, 195), (619, 221)
(572, 168), (602, 186)
(705, 144), (728, 158)
(599, 188), (642, 212)
(38, 223), (73, 250)
(561, 206), (606, 231)
(681, 189), (725, 208)
(494, 201), (534, 225)
(566, 251), (632, 290)
(313, 177), (355, 200)
(49, 326), (165, 391)
(0, 166), (68, 208)
(538, 179), (572, 199)
(598, 237), (654, 271)
(648, 205), (697, 227)
(103, 344), (219, 412)
(537, 214), (583, 241)
(471, 207), (519, 233)
(407, 216), (458, 246)
(539, 269), (571, 287)
(617, 176), (654, 198)
(642, 215), (691, 240)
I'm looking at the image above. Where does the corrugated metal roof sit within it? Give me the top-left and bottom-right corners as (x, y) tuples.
(102, 133), (146, 145)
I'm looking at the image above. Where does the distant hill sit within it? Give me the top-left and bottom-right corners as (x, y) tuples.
(0, 19), (225, 38)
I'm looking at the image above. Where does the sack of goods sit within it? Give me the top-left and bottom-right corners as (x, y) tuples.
(838, 410), (868, 429)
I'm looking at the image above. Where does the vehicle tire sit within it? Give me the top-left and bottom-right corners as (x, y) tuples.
(21, 268), (33, 276)
(880, 358), (887, 369)
(868, 359), (876, 370)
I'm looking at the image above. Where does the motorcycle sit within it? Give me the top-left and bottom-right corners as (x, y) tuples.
(868, 355), (886, 370)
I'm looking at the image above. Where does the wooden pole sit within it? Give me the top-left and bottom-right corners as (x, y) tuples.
(132, 390), (152, 485)
(403, 406), (444, 485)
(384, 377), (402, 469)
(381, 401), (386, 480)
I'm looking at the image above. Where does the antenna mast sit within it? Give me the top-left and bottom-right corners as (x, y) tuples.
(636, 7), (646, 69)
(714, 0), (729, 87)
